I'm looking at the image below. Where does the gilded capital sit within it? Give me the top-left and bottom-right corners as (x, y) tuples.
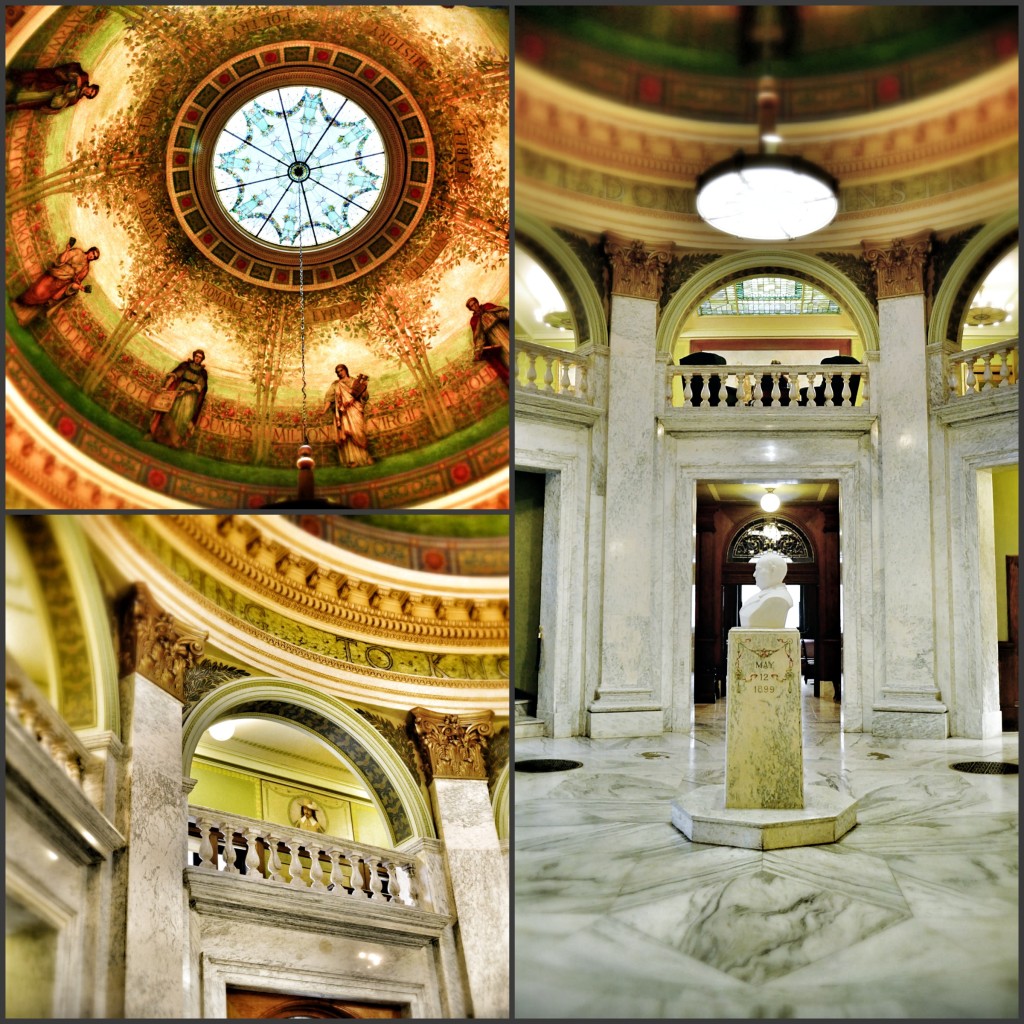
(604, 237), (673, 301)
(862, 233), (931, 299)
(118, 583), (207, 702)
(407, 706), (494, 783)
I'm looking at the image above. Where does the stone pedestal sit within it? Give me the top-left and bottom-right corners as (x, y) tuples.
(672, 628), (857, 850)
(725, 629), (803, 809)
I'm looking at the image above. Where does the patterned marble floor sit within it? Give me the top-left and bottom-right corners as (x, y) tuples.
(514, 692), (1019, 1019)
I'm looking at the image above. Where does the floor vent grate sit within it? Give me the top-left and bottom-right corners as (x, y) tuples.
(515, 759), (583, 773)
(949, 761), (1018, 775)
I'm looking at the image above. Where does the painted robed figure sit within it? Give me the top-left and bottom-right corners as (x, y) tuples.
(322, 363), (374, 467)
(148, 350), (209, 449)
(466, 296), (510, 385)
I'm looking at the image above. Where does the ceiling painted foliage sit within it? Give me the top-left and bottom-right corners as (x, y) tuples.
(6, 5), (509, 509)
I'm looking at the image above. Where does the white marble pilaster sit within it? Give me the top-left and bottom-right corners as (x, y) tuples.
(871, 293), (948, 737)
(429, 778), (509, 1019)
(591, 292), (660, 734)
(121, 673), (187, 1018)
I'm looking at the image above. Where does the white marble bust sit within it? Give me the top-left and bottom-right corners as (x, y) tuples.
(739, 551), (793, 628)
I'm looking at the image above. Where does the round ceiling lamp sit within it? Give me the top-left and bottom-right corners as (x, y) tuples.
(209, 720), (236, 741)
(696, 76), (838, 241)
(760, 487), (781, 513)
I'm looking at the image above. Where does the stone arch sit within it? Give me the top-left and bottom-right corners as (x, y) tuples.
(491, 762), (509, 841)
(929, 211), (1018, 348)
(5, 516), (119, 736)
(657, 250), (880, 356)
(516, 211), (609, 349)
(182, 678), (436, 844)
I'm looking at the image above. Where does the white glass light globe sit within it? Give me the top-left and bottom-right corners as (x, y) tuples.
(697, 159), (838, 241)
(209, 720), (236, 741)
(760, 491), (781, 513)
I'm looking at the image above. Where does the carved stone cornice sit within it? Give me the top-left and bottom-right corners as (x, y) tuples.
(118, 583), (207, 702)
(862, 233), (932, 299)
(158, 515), (510, 647)
(407, 707), (494, 784)
(604, 238), (673, 301)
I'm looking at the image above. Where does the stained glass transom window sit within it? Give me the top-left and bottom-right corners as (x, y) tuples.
(728, 517), (814, 562)
(699, 277), (841, 316)
(213, 86), (387, 249)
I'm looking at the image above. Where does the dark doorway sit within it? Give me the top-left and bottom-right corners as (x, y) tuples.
(514, 471), (545, 716)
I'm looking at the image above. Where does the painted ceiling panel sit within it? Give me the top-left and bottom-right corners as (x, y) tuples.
(5, 5), (510, 509)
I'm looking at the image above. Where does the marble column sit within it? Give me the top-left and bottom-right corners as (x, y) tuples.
(863, 235), (948, 737)
(589, 237), (672, 737)
(408, 708), (508, 1019)
(117, 583), (206, 1018)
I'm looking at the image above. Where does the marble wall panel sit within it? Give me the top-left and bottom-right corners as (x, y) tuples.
(122, 675), (187, 1019)
(516, 421), (594, 738)
(431, 778), (509, 1018)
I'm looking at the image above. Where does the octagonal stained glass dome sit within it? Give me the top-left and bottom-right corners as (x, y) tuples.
(212, 85), (388, 250)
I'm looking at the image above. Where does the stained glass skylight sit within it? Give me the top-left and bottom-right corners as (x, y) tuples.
(212, 85), (387, 249)
(698, 277), (841, 316)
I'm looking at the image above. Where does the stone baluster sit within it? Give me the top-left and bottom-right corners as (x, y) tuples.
(365, 856), (383, 900)
(841, 373), (852, 406)
(543, 356), (555, 392)
(266, 835), (289, 884)
(243, 828), (263, 879)
(964, 359), (977, 394)
(980, 353), (994, 391)
(398, 861), (418, 907)
(327, 848), (347, 893)
(283, 838), (305, 887)
(196, 818), (216, 870)
(999, 348), (1011, 386)
(577, 362), (589, 400)
(219, 824), (240, 875)
(309, 846), (328, 891)
(682, 374), (692, 405)
(525, 352), (538, 390)
(948, 360), (960, 398)
(346, 853), (366, 896)
(559, 359), (571, 394)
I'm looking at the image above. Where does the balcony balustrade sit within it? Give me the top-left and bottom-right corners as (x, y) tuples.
(665, 364), (869, 412)
(515, 340), (591, 402)
(187, 805), (423, 909)
(6, 665), (95, 791)
(946, 338), (1017, 399)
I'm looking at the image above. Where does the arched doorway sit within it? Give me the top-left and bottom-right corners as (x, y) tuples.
(694, 483), (842, 704)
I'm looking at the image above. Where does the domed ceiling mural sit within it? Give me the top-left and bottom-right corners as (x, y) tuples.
(6, 5), (509, 509)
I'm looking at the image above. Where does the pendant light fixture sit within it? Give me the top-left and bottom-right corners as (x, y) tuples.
(696, 10), (838, 241)
(760, 486), (781, 513)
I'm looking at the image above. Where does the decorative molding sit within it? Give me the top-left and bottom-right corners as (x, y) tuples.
(552, 228), (611, 333)
(862, 233), (932, 299)
(357, 709), (425, 787)
(118, 582), (207, 702)
(484, 726), (508, 796)
(155, 515), (510, 647)
(407, 707), (494, 783)
(816, 252), (878, 311)
(605, 238), (673, 301)
(660, 252), (721, 311)
(182, 660), (250, 719)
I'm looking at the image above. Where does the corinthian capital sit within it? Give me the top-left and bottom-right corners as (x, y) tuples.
(407, 707), (494, 783)
(604, 237), (673, 301)
(862, 232), (931, 299)
(118, 583), (207, 702)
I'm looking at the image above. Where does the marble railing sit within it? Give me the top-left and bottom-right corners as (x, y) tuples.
(665, 364), (868, 411)
(946, 338), (1017, 399)
(515, 340), (592, 402)
(187, 805), (421, 909)
(5, 666), (96, 791)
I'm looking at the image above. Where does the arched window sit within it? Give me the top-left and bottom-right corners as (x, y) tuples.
(727, 517), (814, 563)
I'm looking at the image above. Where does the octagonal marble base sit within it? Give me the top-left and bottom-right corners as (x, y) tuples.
(671, 786), (858, 851)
